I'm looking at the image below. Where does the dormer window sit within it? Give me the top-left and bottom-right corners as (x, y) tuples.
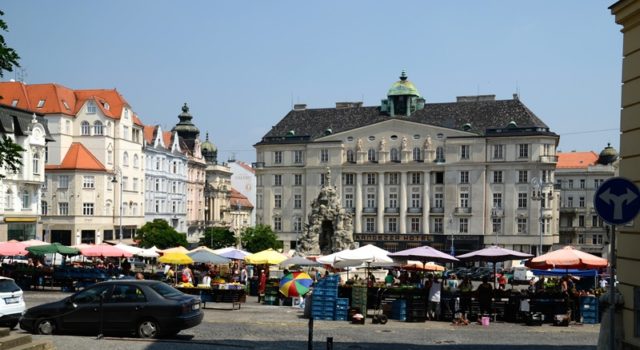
(124, 109), (129, 119)
(37, 99), (45, 108)
(87, 101), (97, 114)
(62, 100), (70, 110)
(11, 99), (18, 107)
(103, 102), (110, 110)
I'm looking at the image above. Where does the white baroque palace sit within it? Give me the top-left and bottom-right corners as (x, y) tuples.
(254, 73), (560, 255)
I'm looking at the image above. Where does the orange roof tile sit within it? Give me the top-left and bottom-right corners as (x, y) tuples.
(0, 82), (77, 115)
(557, 151), (598, 169)
(143, 125), (157, 145)
(163, 131), (173, 149)
(73, 89), (129, 119)
(132, 113), (144, 127)
(235, 160), (255, 174)
(229, 188), (254, 209)
(46, 142), (106, 171)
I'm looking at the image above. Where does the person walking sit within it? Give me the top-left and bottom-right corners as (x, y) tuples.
(258, 269), (267, 303)
(428, 276), (442, 321)
(476, 276), (494, 320)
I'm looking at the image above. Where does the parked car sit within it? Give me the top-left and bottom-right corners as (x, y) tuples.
(20, 280), (203, 338)
(0, 276), (26, 329)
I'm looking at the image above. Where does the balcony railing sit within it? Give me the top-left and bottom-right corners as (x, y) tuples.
(430, 207), (444, 213)
(407, 207), (422, 214)
(363, 207), (377, 213)
(385, 207), (399, 214)
(345, 207), (355, 213)
(251, 162), (265, 169)
(454, 207), (472, 215)
(491, 208), (504, 217)
(539, 155), (559, 163)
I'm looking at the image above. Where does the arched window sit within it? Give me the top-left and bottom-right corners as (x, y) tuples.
(412, 147), (422, 161)
(346, 149), (355, 163)
(22, 190), (30, 209)
(172, 161), (177, 174)
(132, 203), (138, 216)
(41, 200), (48, 215)
(105, 200), (112, 215)
(436, 146), (445, 162)
(390, 148), (400, 162)
(133, 154), (139, 168)
(107, 149), (113, 164)
(123, 152), (129, 166)
(81, 121), (91, 135)
(367, 148), (377, 162)
(32, 152), (40, 174)
(93, 121), (103, 135)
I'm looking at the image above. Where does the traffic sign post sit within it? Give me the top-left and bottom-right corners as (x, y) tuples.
(594, 177), (640, 350)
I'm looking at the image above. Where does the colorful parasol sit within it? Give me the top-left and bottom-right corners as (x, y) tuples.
(279, 271), (313, 297)
(0, 241), (28, 256)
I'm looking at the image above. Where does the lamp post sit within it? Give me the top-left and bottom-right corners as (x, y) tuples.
(111, 167), (123, 242)
(530, 177), (544, 256)
(448, 213), (455, 257)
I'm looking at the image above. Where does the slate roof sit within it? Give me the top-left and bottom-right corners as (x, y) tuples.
(0, 104), (55, 141)
(258, 98), (553, 145)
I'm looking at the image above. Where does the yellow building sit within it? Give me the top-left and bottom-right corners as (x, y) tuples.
(611, 0), (640, 348)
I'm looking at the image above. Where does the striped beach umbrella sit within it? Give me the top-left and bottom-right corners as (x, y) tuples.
(279, 271), (313, 297)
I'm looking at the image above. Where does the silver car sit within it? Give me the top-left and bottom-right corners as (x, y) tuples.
(0, 276), (25, 329)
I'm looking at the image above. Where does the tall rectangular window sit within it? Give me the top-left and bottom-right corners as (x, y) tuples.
(293, 217), (302, 232)
(387, 218), (397, 233)
(579, 215), (585, 227)
(433, 218), (443, 233)
(434, 193), (444, 208)
(459, 218), (468, 233)
(274, 174), (282, 186)
(518, 144), (529, 158)
(569, 179), (574, 189)
(517, 218), (528, 233)
(294, 194), (302, 209)
(82, 203), (94, 216)
(580, 179), (585, 189)
(274, 151), (283, 164)
(460, 171), (469, 184)
(83, 176), (95, 189)
(345, 194), (354, 208)
(388, 173), (399, 185)
(59, 202), (69, 215)
(460, 145), (470, 160)
(274, 194), (282, 209)
(410, 172), (421, 185)
(365, 218), (375, 233)
(274, 217), (282, 231)
(366, 194), (376, 208)
(568, 196), (574, 207)
(579, 196), (585, 208)
(411, 218), (420, 233)
(459, 192), (469, 208)
(320, 149), (329, 163)
(493, 193), (503, 208)
(388, 193), (398, 208)
(493, 171), (503, 183)
(294, 174), (302, 186)
(493, 144), (504, 159)
(518, 170), (528, 183)
(492, 218), (502, 234)
(518, 193), (528, 208)
(411, 193), (421, 208)
(366, 173), (376, 185)
(59, 175), (69, 189)
(344, 173), (354, 185)
(293, 150), (304, 164)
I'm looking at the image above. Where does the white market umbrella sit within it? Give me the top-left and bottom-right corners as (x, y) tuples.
(115, 242), (144, 256)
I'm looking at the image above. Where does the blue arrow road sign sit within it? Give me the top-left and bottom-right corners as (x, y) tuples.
(594, 177), (640, 225)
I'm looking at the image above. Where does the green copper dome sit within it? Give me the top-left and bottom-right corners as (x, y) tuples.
(598, 143), (618, 165)
(172, 103), (201, 135)
(387, 70), (420, 97)
(201, 132), (217, 153)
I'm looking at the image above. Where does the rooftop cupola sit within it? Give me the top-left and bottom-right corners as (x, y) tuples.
(201, 132), (218, 164)
(381, 70), (425, 117)
(171, 103), (200, 152)
(597, 143), (618, 165)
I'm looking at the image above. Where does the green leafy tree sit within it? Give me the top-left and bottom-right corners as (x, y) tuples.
(0, 12), (23, 176)
(0, 135), (23, 178)
(199, 227), (236, 249)
(240, 224), (282, 253)
(135, 219), (188, 249)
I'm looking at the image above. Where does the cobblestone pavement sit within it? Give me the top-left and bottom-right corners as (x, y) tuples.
(20, 291), (600, 350)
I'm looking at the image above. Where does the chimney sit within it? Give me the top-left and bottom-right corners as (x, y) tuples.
(335, 101), (363, 109)
(513, 93), (519, 100)
(456, 95), (496, 102)
(293, 104), (307, 111)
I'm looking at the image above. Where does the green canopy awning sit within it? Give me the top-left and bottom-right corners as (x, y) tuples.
(26, 243), (79, 256)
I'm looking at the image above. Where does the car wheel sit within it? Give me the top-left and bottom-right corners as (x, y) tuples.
(137, 319), (160, 338)
(35, 319), (55, 335)
(7, 321), (18, 330)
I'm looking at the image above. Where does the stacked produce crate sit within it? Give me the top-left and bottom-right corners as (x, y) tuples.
(579, 296), (599, 324)
(263, 282), (280, 305)
(405, 293), (427, 322)
(335, 298), (350, 321)
(351, 285), (368, 317)
(311, 275), (339, 320)
(391, 299), (407, 321)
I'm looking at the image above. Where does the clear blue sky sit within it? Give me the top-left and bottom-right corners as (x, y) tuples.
(2, 1), (622, 162)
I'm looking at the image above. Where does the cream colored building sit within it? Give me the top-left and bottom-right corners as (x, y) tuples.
(254, 73), (560, 254)
(556, 148), (618, 257)
(0, 82), (145, 245)
(611, 0), (640, 348)
(0, 105), (51, 241)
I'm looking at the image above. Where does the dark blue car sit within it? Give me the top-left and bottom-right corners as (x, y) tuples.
(20, 280), (203, 338)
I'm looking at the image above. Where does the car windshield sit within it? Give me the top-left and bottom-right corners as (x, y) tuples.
(149, 282), (183, 298)
(0, 279), (21, 293)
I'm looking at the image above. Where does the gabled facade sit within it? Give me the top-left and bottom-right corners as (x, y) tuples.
(254, 73), (561, 254)
(0, 105), (51, 241)
(555, 148), (617, 257)
(143, 125), (188, 233)
(228, 159), (256, 226)
(0, 82), (145, 245)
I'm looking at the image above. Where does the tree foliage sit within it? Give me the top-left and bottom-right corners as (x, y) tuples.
(0, 135), (23, 178)
(0, 10), (20, 78)
(240, 224), (282, 253)
(199, 227), (236, 249)
(135, 219), (188, 249)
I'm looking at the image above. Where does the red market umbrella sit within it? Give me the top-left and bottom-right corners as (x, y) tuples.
(81, 243), (133, 258)
(279, 271), (313, 297)
(527, 246), (608, 270)
(0, 241), (28, 256)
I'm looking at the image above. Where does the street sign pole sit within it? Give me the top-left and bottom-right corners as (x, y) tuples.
(609, 225), (616, 350)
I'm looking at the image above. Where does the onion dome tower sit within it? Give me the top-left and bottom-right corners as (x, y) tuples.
(171, 103), (200, 152)
(201, 132), (218, 164)
(597, 143), (619, 165)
